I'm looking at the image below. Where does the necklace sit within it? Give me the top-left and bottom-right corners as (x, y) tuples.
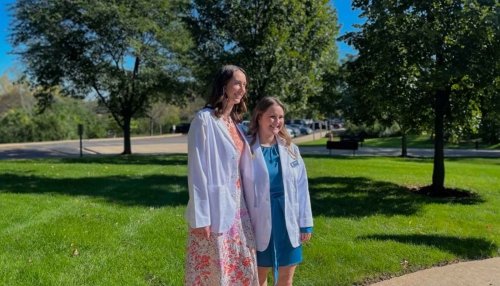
(223, 115), (233, 129)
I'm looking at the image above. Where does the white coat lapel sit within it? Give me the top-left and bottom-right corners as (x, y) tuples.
(252, 136), (270, 206)
(277, 138), (290, 179)
(213, 113), (237, 150)
(253, 136), (269, 178)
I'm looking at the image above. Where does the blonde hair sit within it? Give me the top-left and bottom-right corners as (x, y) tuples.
(249, 97), (292, 147)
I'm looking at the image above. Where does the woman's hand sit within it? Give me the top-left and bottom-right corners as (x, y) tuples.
(300, 232), (312, 243)
(191, 226), (211, 239)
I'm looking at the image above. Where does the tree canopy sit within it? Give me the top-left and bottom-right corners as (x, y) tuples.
(342, 0), (499, 192)
(187, 0), (340, 116)
(10, 0), (193, 154)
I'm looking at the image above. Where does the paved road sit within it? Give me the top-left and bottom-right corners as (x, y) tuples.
(0, 132), (498, 159)
(0, 134), (188, 159)
(300, 146), (500, 158)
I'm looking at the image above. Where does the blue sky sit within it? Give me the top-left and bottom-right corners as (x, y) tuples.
(0, 1), (364, 77)
(0, 0), (15, 77)
(331, 0), (364, 59)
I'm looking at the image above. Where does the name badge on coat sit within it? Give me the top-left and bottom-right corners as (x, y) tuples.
(290, 160), (299, 168)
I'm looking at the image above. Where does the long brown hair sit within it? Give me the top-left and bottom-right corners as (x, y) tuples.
(206, 65), (248, 123)
(249, 97), (292, 147)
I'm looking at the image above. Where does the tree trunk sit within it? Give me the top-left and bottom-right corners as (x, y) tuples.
(432, 87), (449, 192)
(122, 115), (132, 155)
(401, 132), (408, 157)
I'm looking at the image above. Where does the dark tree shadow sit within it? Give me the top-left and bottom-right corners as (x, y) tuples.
(0, 152), (188, 166)
(0, 173), (188, 207)
(58, 154), (188, 166)
(357, 234), (497, 259)
(309, 176), (483, 218)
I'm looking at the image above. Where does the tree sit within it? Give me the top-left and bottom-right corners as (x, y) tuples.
(343, 0), (499, 193)
(0, 95), (107, 144)
(1, 74), (63, 143)
(145, 101), (180, 135)
(308, 44), (343, 119)
(0, 73), (36, 115)
(187, 0), (339, 114)
(341, 17), (433, 157)
(478, 84), (500, 144)
(10, 0), (193, 154)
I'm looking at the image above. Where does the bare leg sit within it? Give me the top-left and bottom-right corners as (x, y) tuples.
(277, 265), (297, 286)
(258, 267), (271, 286)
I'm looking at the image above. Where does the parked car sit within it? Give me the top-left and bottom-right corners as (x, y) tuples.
(286, 124), (301, 137)
(288, 123), (313, 135)
(286, 119), (312, 126)
(311, 120), (328, 130)
(285, 125), (296, 138)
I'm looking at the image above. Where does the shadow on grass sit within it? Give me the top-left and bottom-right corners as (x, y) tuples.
(58, 154), (188, 166)
(358, 234), (497, 259)
(309, 176), (483, 218)
(0, 173), (188, 207)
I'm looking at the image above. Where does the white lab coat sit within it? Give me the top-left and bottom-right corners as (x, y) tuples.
(241, 136), (313, 251)
(186, 108), (250, 233)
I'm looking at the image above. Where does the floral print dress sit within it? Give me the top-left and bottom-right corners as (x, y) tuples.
(185, 120), (258, 286)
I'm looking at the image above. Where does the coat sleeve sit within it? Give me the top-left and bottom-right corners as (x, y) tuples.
(186, 114), (210, 228)
(239, 137), (253, 212)
(294, 144), (313, 228)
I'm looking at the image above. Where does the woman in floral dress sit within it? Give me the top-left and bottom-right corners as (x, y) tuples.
(185, 65), (258, 286)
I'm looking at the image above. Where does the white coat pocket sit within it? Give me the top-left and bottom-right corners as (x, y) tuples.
(208, 184), (236, 233)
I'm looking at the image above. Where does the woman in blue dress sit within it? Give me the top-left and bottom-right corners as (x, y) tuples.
(242, 97), (313, 286)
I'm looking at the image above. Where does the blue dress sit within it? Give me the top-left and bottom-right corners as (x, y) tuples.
(257, 144), (312, 272)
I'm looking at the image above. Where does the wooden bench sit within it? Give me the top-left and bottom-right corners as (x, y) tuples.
(340, 135), (365, 146)
(326, 140), (359, 155)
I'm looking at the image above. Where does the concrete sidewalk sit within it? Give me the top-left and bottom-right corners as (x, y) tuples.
(370, 257), (500, 286)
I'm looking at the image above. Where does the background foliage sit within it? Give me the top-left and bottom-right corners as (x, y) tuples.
(187, 0), (340, 116)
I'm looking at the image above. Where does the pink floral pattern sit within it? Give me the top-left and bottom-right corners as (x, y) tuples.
(185, 121), (258, 286)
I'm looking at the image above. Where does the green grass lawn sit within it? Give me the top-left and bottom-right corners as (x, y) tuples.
(0, 155), (498, 285)
(300, 134), (500, 149)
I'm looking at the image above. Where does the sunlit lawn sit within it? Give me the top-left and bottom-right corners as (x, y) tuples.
(0, 155), (498, 285)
